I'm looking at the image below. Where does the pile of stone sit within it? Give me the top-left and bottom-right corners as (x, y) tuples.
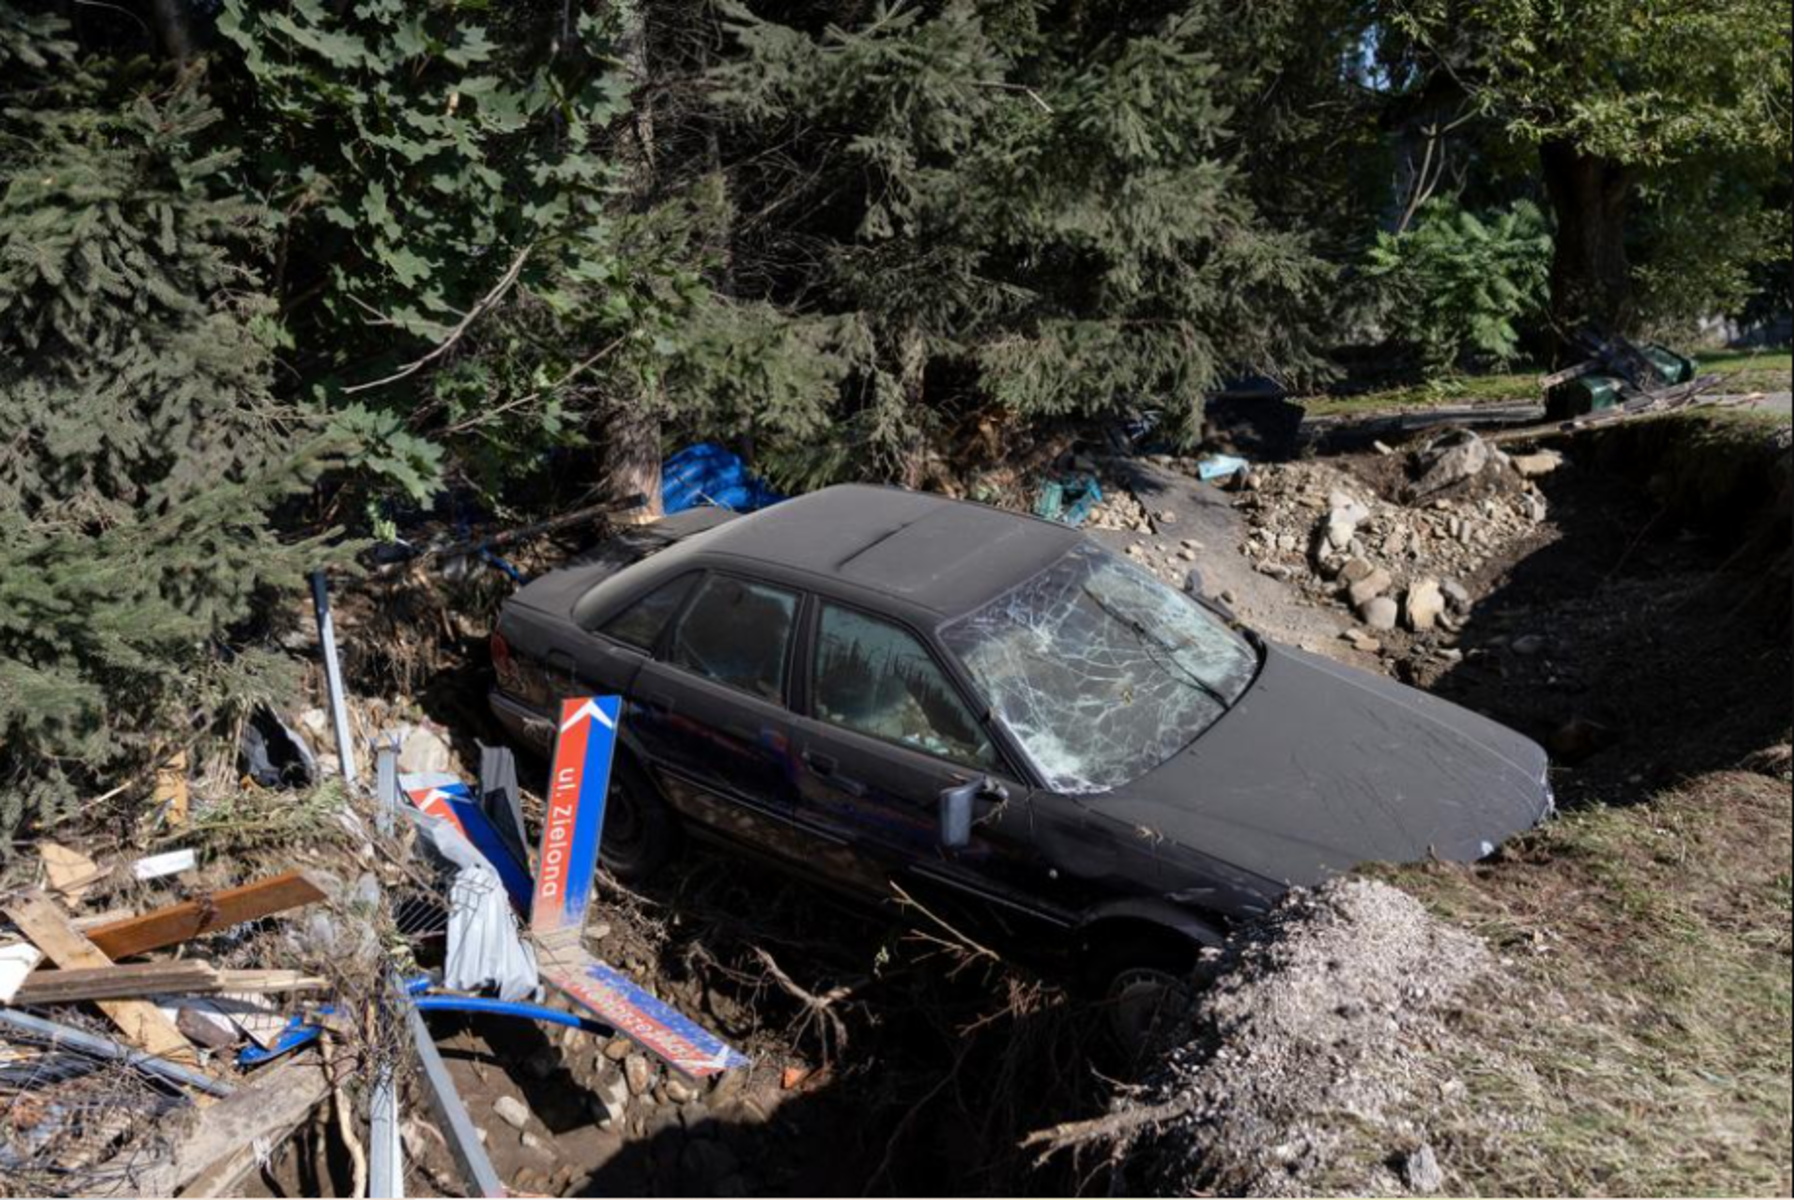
(1235, 435), (1564, 645)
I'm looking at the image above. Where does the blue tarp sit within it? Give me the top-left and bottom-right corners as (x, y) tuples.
(661, 443), (785, 515)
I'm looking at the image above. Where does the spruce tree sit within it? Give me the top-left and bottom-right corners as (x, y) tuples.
(0, 12), (335, 844)
(689, 0), (1335, 486)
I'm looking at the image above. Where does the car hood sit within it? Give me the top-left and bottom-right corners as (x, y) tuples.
(1088, 642), (1551, 890)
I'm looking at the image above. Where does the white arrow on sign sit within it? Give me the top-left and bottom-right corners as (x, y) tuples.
(560, 697), (616, 733)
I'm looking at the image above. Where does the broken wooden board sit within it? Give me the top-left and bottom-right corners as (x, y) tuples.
(3, 892), (200, 1068)
(12, 962), (328, 1005)
(85, 870), (330, 960)
(40, 842), (109, 905)
(102, 1052), (330, 1199)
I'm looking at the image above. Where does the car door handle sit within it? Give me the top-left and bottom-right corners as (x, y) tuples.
(803, 750), (838, 777)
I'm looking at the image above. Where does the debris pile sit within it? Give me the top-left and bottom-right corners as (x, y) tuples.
(1235, 432), (1559, 652)
(2, 667), (750, 1197)
(1028, 880), (1492, 1197)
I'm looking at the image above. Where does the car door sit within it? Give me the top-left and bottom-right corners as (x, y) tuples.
(627, 570), (806, 857)
(789, 601), (1073, 938)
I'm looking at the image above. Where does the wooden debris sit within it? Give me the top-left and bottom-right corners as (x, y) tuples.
(85, 870), (330, 960)
(12, 962), (328, 1005)
(2, 892), (201, 1068)
(105, 1052), (331, 1199)
(40, 842), (109, 905)
(154, 749), (191, 826)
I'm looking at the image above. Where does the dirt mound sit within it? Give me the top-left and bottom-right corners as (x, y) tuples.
(1032, 880), (1490, 1197)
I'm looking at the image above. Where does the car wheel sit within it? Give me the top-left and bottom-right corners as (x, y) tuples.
(1104, 965), (1198, 1059)
(597, 755), (680, 883)
(1085, 934), (1203, 1061)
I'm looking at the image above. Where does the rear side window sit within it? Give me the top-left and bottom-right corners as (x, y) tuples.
(601, 574), (697, 650)
(813, 605), (995, 770)
(667, 575), (799, 702)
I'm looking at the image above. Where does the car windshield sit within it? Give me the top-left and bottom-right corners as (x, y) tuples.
(943, 543), (1259, 795)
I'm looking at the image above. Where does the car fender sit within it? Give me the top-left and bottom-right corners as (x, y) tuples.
(1074, 896), (1227, 949)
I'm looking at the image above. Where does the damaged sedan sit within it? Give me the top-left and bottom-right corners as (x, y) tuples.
(491, 486), (1553, 1033)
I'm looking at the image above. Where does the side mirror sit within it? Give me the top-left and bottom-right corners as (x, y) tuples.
(939, 777), (1007, 849)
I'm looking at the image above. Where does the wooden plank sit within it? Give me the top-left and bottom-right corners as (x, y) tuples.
(14, 961), (219, 1004)
(86, 870), (330, 960)
(107, 1053), (331, 1199)
(12, 962), (329, 1004)
(3, 892), (200, 1066)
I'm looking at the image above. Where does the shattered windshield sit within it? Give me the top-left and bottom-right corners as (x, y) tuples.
(943, 543), (1259, 795)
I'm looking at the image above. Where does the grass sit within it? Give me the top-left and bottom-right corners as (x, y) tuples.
(1297, 347), (1791, 418)
(1384, 766), (1793, 1197)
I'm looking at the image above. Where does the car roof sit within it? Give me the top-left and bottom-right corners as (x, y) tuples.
(687, 484), (1083, 619)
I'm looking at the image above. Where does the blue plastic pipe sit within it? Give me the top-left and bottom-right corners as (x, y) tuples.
(238, 991), (613, 1066)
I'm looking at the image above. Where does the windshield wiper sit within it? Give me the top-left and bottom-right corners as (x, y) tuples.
(1080, 585), (1236, 711)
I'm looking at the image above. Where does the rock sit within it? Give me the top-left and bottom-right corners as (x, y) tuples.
(1441, 580), (1472, 610)
(1324, 491), (1371, 551)
(1360, 596), (1399, 631)
(590, 1073), (630, 1127)
(1342, 629), (1382, 653)
(396, 722), (453, 775)
(1405, 578), (1446, 632)
(492, 1094), (531, 1130)
(1346, 567), (1394, 608)
(664, 1078), (697, 1105)
(604, 1037), (633, 1062)
(520, 1130), (550, 1155)
(1511, 634), (1548, 657)
(1511, 449), (1565, 479)
(625, 1054), (655, 1096)
(1410, 430), (1492, 498)
(1338, 557), (1377, 584)
(1372, 440), (1396, 456)
(1403, 1143), (1445, 1195)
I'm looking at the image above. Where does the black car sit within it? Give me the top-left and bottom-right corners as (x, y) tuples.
(490, 485), (1552, 1019)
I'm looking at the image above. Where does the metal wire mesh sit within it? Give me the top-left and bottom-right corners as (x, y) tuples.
(0, 1012), (190, 1198)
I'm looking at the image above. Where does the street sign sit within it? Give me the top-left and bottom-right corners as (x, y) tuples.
(531, 696), (622, 937)
(400, 774), (534, 912)
(540, 954), (750, 1079)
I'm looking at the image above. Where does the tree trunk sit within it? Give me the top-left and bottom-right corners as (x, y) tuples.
(148, 0), (195, 66)
(1540, 138), (1634, 345)
(601, 2), (665, 524)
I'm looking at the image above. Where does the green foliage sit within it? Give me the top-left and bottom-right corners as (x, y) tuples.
(217, 0), (700, 504)
(1365, 199), (1553, 375)
(0, 18), (340, 844)
(703, 0), (1334, 481)
(1385, 0), (1792, 169)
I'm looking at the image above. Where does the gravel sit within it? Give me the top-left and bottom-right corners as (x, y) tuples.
(1121, 880), (1491, 1197)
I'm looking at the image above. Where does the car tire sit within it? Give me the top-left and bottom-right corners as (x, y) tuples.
(597, 754), (680, 883)
(1085, 933), (1203, 1062)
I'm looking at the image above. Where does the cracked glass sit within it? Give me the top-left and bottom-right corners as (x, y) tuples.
(943, 543), (1258, 794)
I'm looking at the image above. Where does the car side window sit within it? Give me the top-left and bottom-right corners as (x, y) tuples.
(813, 605), (995, 770)
(666, 575), (799, 702)
(600, 574), (697, 651)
